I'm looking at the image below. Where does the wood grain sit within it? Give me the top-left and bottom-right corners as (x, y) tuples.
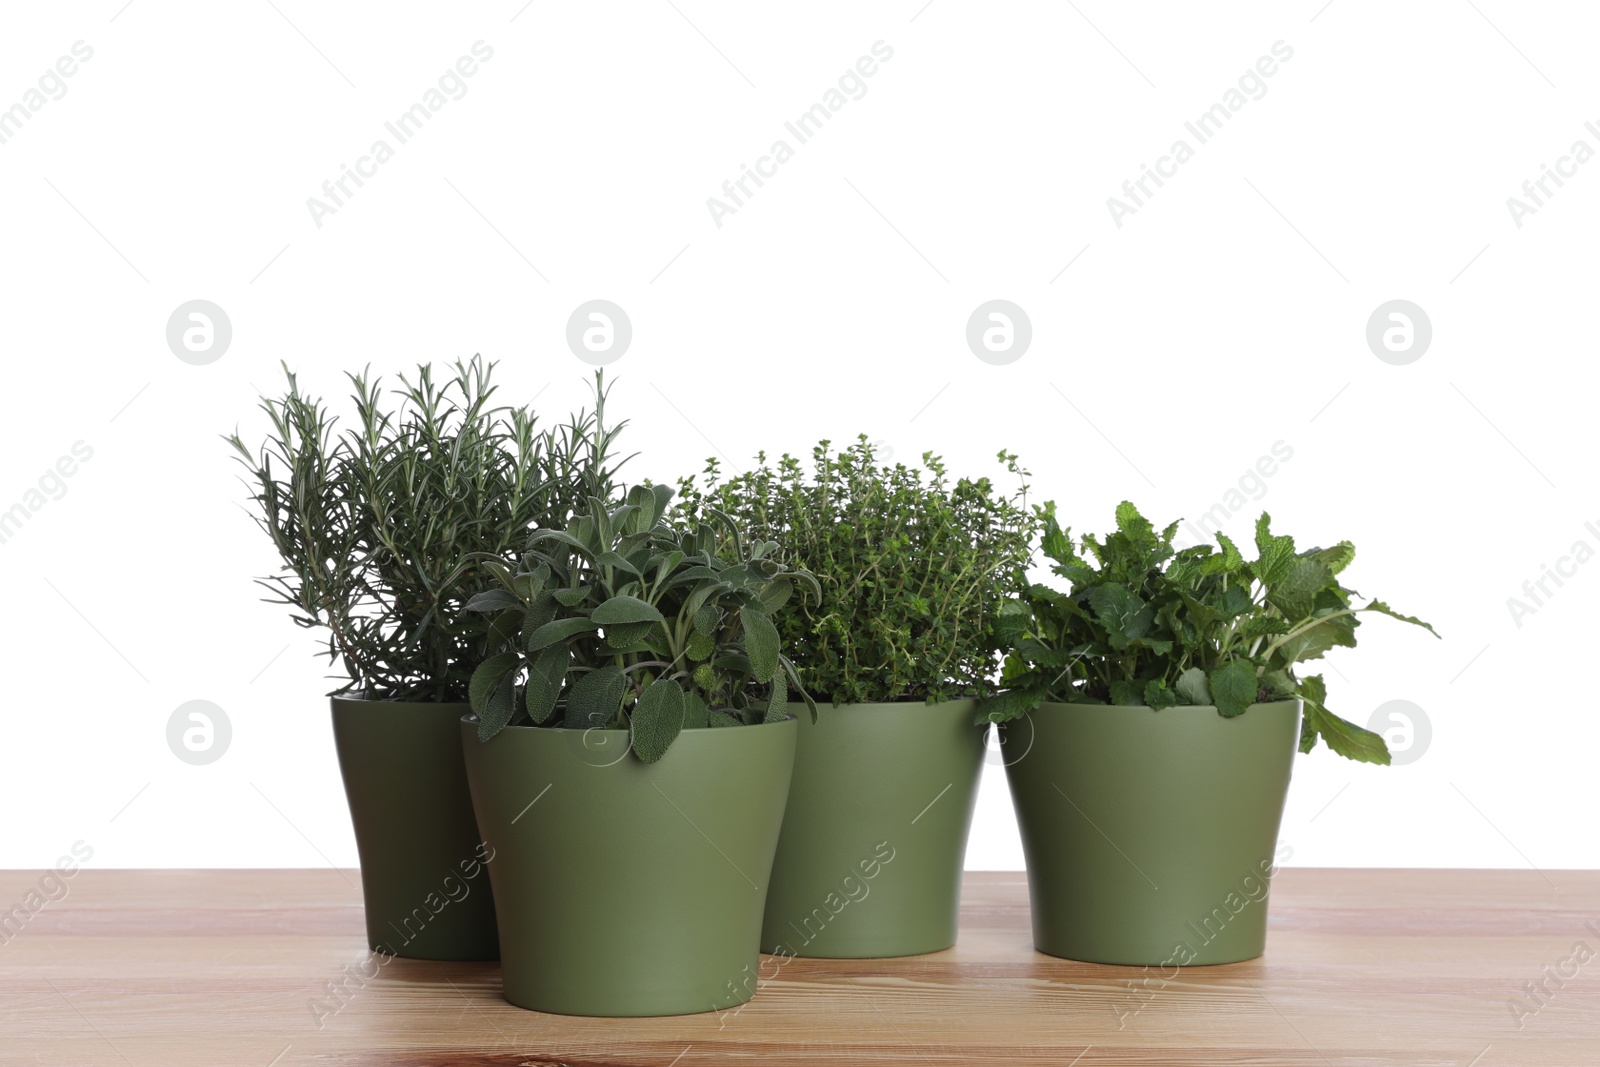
(1, 869), (1595, 1065)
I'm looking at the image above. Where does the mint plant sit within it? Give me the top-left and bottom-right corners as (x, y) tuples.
(229, 359), (621, 702)
(465, 482), (818, 762)
(980, 501), (1438, 764)
(674, 437), (1037, 707)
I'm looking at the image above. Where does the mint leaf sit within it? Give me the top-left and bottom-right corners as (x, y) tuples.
(1109, 679), (1146, 706)
(1306, 704), (1390, 764)
(1312, 541), (1355, 575)
(1364, 599), (1440, 639)
(976, 686), (1048, 724)
(1175, 666), (1211, 705)
(1299, 717), (1318, 753)
(1203, 531), (1246, 575)
(1144, 678), (1178, 710)
(1266, 556), (1333, 621)
(1253, 512), (1296, 586)
(1115, 501), (1156, 542)
(1088, 584), (1152, 647)
(1276, 611), (1357, 664)
(1208, 660), (1257, 717)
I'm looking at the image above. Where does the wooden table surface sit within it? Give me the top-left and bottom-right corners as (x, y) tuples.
(1, 868), (1595, 1066)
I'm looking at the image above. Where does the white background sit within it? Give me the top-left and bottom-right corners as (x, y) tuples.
(1, 1), (1594, 873)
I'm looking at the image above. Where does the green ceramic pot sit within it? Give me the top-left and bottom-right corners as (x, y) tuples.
(761, 700), (986, 958)
(1003, 700), (1301, 966)
(329, 697), (499, 961)
(460, 716), (798, 1017)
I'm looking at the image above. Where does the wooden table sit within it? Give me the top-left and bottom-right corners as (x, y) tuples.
(2, 869), (1595, 1065)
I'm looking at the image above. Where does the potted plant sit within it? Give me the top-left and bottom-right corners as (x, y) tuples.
(229, 358), (614, 961)
(676, 437), (1037, 958)
(981, 501), (1438, 966)
(460, 474), (816, 1017)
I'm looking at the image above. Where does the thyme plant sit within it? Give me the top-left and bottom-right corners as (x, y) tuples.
(674, 437), (1037, 706)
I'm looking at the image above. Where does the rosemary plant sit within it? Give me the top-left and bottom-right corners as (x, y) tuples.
(229, 358), (625, 702)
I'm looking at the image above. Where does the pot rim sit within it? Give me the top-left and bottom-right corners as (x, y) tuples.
(458, 712), (799, 732)
(783, 697), (980, 709)
(1023, 698), (1301, 715)
(330, 693), (468, 706)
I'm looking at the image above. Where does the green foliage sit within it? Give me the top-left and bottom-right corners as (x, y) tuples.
(228, 358), (625, 702)
(979, 501), (1439, 764)
(674, 436), (1036, 705)
(465, 482), (818, 762)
